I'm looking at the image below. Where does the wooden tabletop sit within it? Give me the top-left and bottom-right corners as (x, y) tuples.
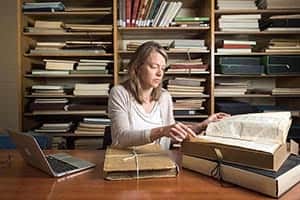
(0, 150), (299, 200)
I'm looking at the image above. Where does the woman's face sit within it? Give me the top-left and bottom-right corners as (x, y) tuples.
(139, 50), (166, 90)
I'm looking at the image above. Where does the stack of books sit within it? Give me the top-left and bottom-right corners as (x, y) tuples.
(63, 24), (113, 32)
(216, 40), (256, 53)
(22, 2), (65, 12)
(264, 39), (300, 53)
(171, 16), (210, 27)
(29, 98), (68, 112)
(167, 77), (206, 98)
(31, 85), (66, 96)
(218, 14), (261, 32)
(214, 81), (248, 96)
(103, 144), (178, 180)
(167, 58), (208, 74)
(260, 14), (300, 32)
(24, 20), (66, 34)
(256, 0), (300, 9)
(181, 112), (300, 198)
(217, 0), (257, 10)
(73, 83), (110, 96)
(74, 118), (111, 135)
(44, 59), (77, 71)
(123, 39), (173, 51)
(30, 41), (109, 55)
(272, 88), (300, 95)
(169, 39), (208, 52)
(72, 59), (112, 74)
(173, 98), (206, 117)
(34, 122), (73, 133)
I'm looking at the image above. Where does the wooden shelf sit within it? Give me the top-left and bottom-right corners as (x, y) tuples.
(24, 53), (113, 57)
(25, 95), (108, 98)
(165, 71), (210, 75)
(118, 50), (210, 54)
(215, 94), (300, 98)
(23, 32), (112, 36)
(24, 110), (107, 116)
(215, 52), (300, 56)
(118, 27), (210, 31)
(215, 31), (300, 35)
(215, 9), (300, 15)
(25, 74), (113, 78)
(24, 11), (112, 16)
(215, 74), (300, 77)
(171, 94), (210, 98)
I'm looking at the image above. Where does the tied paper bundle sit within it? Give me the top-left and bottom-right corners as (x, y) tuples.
(103, 144), (178, 180)
(182, 112), (292, 171)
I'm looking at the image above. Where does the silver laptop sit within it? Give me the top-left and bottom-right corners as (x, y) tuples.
(8, 130), (96, 177)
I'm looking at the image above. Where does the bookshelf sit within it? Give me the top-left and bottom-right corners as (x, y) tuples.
(18, 0), (300, 148)
(116, 0), (213, 120)
(213, 0), (300, 130)
(19, 0), (115, 149)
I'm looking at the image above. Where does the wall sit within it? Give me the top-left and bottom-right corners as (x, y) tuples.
(0, 0), (20, 131)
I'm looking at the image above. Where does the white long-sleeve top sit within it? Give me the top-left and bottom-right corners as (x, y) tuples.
(108, 85), (175, 149)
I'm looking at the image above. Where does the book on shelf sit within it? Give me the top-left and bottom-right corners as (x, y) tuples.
(63, 24), (113, 32)
(182, 153), (300, 198)
(256, 0), (300, 9)
(31, 85), (64, 90)
(22, 2), (65, 12)
(168, 77), (206, 87)
(64, 7), (112, 12)
(182, 112), (292, 171)
(31, 70), (69, 75)
(34, 20), (64, 29)
(103, 144), (178, 180)
(217, 0), (257, 10)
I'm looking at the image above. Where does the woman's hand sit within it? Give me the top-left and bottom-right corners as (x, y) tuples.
(188, 112), (231, 134)
(161, 122), (197, 142)
(206, 112), (230, 124)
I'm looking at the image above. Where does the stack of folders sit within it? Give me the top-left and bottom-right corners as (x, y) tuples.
(182, 112), (300, 198)
(103, 144), (178, 180)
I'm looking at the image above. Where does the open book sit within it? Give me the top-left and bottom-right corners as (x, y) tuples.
(182, 112), (292, 171)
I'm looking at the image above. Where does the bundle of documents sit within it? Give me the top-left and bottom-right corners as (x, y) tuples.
(104, 144), (178, 180)
(182, 112), (300, 197)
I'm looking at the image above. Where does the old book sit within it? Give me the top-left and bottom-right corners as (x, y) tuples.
(103, 144), (178, 180)
(182, 112), (292, 171)
(182, 154), (300, 198)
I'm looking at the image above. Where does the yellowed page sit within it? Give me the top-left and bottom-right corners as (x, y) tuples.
(206, 112), (291, 144)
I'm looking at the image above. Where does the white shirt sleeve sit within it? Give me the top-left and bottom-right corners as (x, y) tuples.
(108, 86), (152, 148)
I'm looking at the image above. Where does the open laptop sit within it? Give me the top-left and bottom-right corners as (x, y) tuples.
(8, 130), (96, 177)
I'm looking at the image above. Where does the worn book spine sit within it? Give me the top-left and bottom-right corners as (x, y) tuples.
(182, 140), (289, 171)
(182, 154), (300, 198)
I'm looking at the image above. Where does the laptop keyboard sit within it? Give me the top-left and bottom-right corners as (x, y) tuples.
(46, 156), (78, 174)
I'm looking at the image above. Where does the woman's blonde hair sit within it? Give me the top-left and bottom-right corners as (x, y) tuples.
(123, 41), (168, 104)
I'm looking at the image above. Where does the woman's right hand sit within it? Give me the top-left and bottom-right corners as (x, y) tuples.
(162, 122), (197, 142)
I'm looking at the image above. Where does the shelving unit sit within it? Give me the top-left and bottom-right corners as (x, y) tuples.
(116, 0), (213, 120)
(18, 0), (300, 148)
(19, 0), (115, 149)
(213, 0), (300, 120)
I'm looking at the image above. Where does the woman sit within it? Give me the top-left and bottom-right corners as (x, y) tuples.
(108, 41), (228, 149)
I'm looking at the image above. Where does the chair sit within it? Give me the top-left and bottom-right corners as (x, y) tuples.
(0, 132), (51, 149)
(102, 126), (112, 149)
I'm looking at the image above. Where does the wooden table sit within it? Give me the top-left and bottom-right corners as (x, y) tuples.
(0, 150), (299, 200)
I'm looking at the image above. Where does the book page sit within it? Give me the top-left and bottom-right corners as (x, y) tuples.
(206, 112), (291, 144)
(197, 135), (281, 154)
